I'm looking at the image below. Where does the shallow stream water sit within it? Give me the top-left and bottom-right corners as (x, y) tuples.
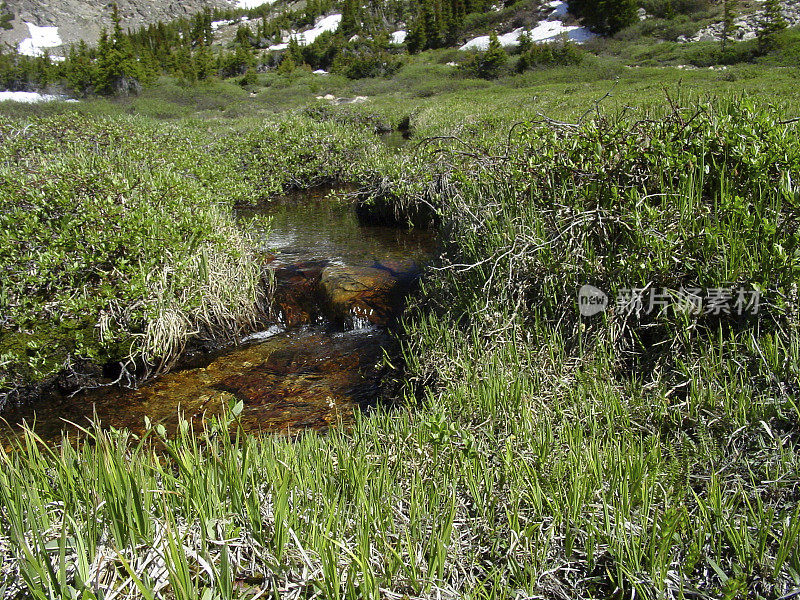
(1, 188), (437, 446)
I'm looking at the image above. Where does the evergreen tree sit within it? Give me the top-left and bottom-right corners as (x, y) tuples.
(64, 40), (96, 95)
(517, 30), (532, 53)
(195, 45), (215, 80)
(287, 36), (304, 64)
(95, 4), (143, 95)
(190, 9), (213, 46)
(239, 67), (258, 87)
(446, 0), (465, 46)
(406, 8), (427, 53)
(422, 0), (437, 48)
(721, 0), (737, 53)
(277, 53), (295, 74)
(568, 0), (636, 35)
(0, 2), (13, 30)
(340, 0), (360, 37)
(236, 24), (254, 48)
(434, 0), (449, 47)
(305, 0), (319, 26)
(757, 0), (786, 54)
(40, 51), (56, 86)
(478, 30), (507, 78)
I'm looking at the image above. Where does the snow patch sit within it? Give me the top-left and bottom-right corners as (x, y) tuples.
(459, 28), (524, 50)
(18, 23), (62, 57)
(291, 13), (341, 45)
(390, 30), (407, 44)
(236, 0), (274, 8)
(546, 0), (569, 18)
(0, 91), (74, 103)
(459, 19), (594, 50)
(266, 14), (342, 49)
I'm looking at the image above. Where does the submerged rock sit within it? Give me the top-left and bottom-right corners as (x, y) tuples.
(320, 265), (401, 326)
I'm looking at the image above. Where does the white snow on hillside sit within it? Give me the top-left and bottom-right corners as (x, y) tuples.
(292, 13), (342, 45)
(0, 91), (68, 103)
(267, 14), (342, 49)
(459, 18), (594, 50)
(236, 0), (274, 8)
(17, 23), (62, 57)
(547, 0), (569, 18)
(390, 30), (407, 44)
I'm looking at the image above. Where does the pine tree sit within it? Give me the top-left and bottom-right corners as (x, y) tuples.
(236, 24), (253, 48)
(287, 36), (303, 64)
(757, 0), (786, 54)
(517, 30), (532, 53)
(305, 0), (318, 26)
(0, 2), (13, 30)
(95, 4), (143, 95)
(446, 0), (465, 46)
(406, 8), (427, 53)
(277, 53), (295, 74)
(568, 0), (636, 34)
(721, 0), (737, 54)
(174, 45), (196, 82)
(64, 40), (96, 95)
(478, 30), (507, 78)
(340, 0), (360, 37)
(434, 0), (449, 48)
(422, 0), (437, 49)
(33, 50), (52, 87)
(195, 45), (215, 80)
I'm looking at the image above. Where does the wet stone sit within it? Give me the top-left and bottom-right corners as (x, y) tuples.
(320, 266), (402, 326)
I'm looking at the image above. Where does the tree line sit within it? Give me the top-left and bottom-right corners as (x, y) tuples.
(0, 0), (792, 95)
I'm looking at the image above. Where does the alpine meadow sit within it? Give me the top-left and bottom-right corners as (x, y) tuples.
(0, 0), (799, 598)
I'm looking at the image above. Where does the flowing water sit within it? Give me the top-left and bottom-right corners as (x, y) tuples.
(1, 188), (437, 446)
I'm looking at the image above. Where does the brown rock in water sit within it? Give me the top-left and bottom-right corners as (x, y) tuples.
(320, 266), (400, 325)
(214, 329), (387, 432)
(373, 258), (421, 279)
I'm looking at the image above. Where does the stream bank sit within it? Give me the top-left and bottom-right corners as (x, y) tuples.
(0, 186), (438, 445)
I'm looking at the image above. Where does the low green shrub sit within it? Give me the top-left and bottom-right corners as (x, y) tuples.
(516, 40), (584, 72)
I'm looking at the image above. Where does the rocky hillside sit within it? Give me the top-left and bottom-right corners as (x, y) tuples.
(0, 0), (251, 58)
(681, 0), (800, 42)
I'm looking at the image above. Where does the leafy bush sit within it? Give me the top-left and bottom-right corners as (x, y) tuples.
(333, 48), (404, 79)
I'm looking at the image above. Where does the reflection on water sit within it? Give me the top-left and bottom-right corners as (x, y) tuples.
(1, 188), (436, 446)
(238, 187), (435, 268)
